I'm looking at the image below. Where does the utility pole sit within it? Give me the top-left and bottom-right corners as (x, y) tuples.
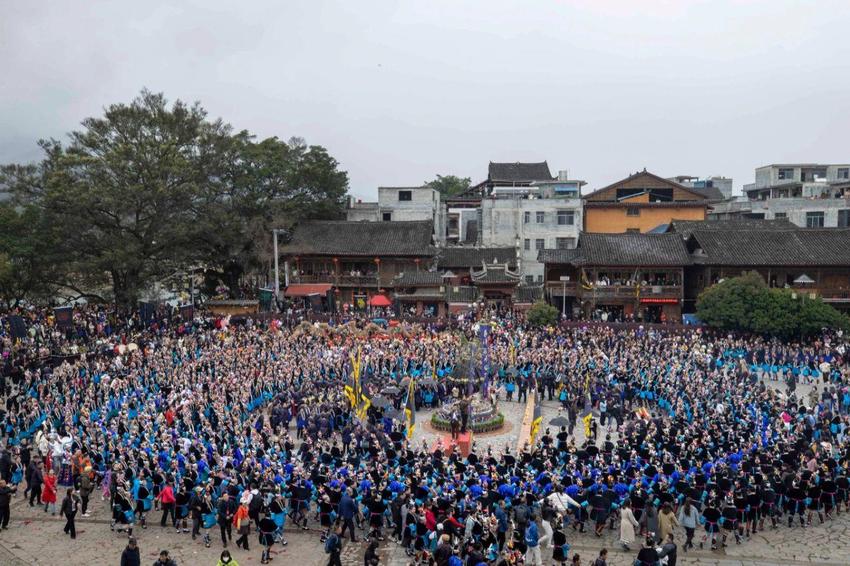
(559, 275), (570, 318)
(273, 229), (280, 300)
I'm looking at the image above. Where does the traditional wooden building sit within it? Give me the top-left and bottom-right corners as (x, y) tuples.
(470, 263), (523, 311)
(392, 270), (447, 317)
(436, 247), (517, 283)
(583, 170), (710, 233)
(540, 233), (691, 321)
(280, 220), (435, 311)
(684, 228), (850, 313)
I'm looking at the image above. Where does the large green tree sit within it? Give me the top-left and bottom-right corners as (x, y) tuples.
(424, 174), (471, 197)
(194, 136), (348, 295)
(0, 203), (62, 306)
(1, 90), (350, 306)
(3, 90), (235, 307)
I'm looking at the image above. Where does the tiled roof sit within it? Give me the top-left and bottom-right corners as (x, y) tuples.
(395, 288), (446, 300)
(280, 221), (435, 257)
(471, 264), (522, 284)
(488, 162), (553, 183)
(687, 185), (725, 201)
(539, 233), (691, 266)
(437, 247), (517, 269)
(514, 285), (544, 304)
(538, 248), (583, 264)
(668, 218), (799, 239)
(583, 170), (709, 201)
(393, 271), (444, 287)
(445, 286), (478, 303)
(688, 229), (850, 266)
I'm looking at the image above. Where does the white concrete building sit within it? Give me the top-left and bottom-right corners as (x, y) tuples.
(346, 186), (446, 244)
(479, 173), (584, 283)
(710, 163), (850, 228)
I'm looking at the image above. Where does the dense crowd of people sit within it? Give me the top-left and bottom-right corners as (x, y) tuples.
(1, 305), (849, 566)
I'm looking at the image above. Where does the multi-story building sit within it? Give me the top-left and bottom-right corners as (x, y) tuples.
(709, 163), (850, 228)
(668, 175), (733, 201)
(684, 226), (850, 314)
(478, 170), (585, 283)
(583, 170), (711, 233)
(539, 233), (691, 321)
(280, 220), (435, 310)
(540, 219), (850, 319)
(468, 161), (556, 195)
(345, 186), (446, 244)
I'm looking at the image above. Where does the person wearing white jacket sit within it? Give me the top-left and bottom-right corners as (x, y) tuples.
(544, 491), (582, 516)
(539, 517), (553, 549)
(620, 500), (640, 550)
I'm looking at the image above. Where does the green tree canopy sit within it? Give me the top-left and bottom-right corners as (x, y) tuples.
(0, 203), (63, 306)
(696, 271), (850, 338)
(424, 174), (471, 197)
(526, 300), (560, 327)
(194, 136), (348, 294)
(1, 89), (349, 307)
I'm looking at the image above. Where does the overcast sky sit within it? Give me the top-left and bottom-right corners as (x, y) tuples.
(3, 1), (849, 198)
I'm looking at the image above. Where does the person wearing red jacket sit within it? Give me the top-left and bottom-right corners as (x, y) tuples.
(42, 467), (57, 515)
(158, 479), (177, 528)
(424, 505), (437, 532)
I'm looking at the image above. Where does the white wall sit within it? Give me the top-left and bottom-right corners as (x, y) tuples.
(480, 196), (581, 281)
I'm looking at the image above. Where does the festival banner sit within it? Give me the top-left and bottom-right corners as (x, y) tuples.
(54, 306), (73, 330)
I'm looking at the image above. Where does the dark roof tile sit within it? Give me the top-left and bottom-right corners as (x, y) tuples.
(514, 285), (544, 303)
(471, 265), (522, 284)
(540, 233), (690, 266)
(488, 162), (553, 183)
(393, 271), (444, 287)
(445, 286), (478, 303)
(669, 218), (799, 239)
(437, 247), (516, 269)
(688, 229), (850, 266)
(280, 221), (435, 257)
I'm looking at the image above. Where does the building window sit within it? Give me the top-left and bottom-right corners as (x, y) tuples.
(537, 275), (544, 283)
(557, 210), (575, 226)
(838, 168), (850, 180)
(626, 207), (640, 217)
(778, 168), (794, 180)
(525, 275), (534, 284)
(398, 190), (412, 201)
(556, 237), (575, 249)
(382, 212), (392, 222)
(806, 211), (825, 228)
(536, 211), (545, 223)
(535, 238), (545, 250)
(774, 212), (787, 220)
(523, 238), (531, 251)
(523, 211), (530, 224)
(839, 209), (850, 228)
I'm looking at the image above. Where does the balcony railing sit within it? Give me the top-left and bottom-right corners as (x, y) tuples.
(808, 288), (850, 301)
(336, 275), (380, 286)
(546, 282), (578, 296)
(292, 273), (334, 284)
(586, 284), (681, 298)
